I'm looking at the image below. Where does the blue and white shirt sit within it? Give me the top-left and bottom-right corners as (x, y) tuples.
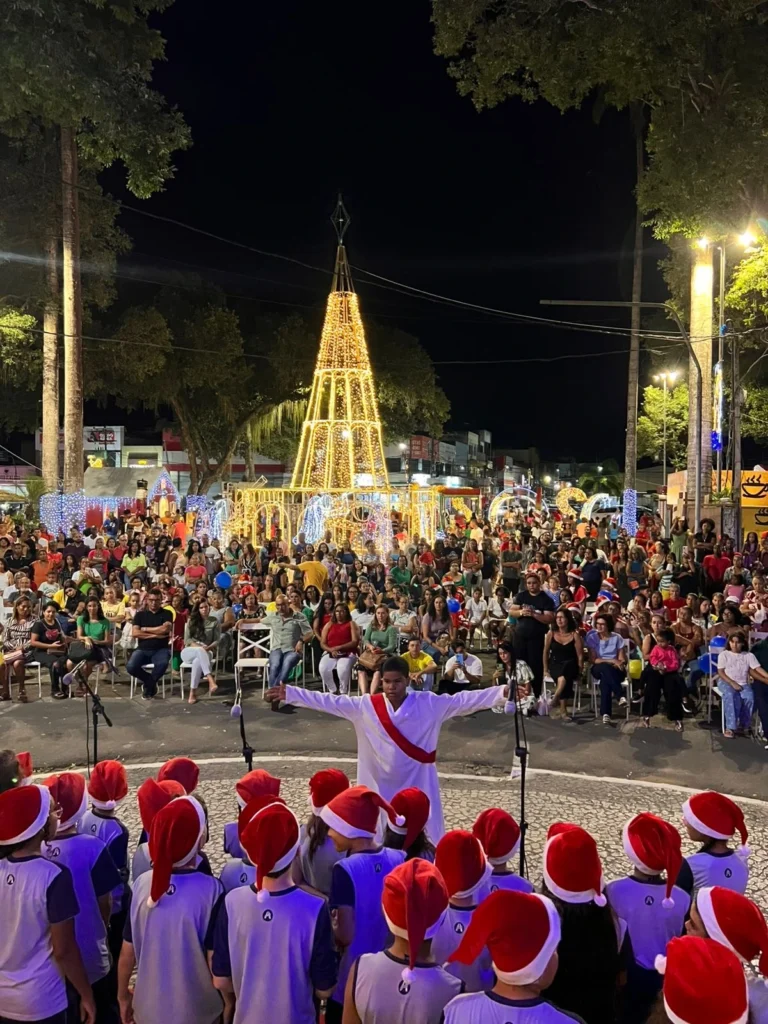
(431, 905), (493, 994)
(353, 949), (462, 1023)
(605, 876), (690, 970)
(223, 821), (244, 861)
(0, 855), (79, 1022)
(80, 809), (130, 914)
(219, 859), (256, 894)
(488, 872), (534, 896)
(43, 832), (120, 983)
(126, 868), (223, 1024)
(677, 849), (749, 897)
(210, 885), (336, 1024)
(442, 992), (587, 1023)
(298, 824), (344, 896)
(329, 847), (406, 1003)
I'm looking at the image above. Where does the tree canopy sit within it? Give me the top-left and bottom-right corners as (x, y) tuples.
(636, 382), (689, 469)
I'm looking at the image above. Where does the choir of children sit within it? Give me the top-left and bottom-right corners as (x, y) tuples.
(0, 749), (765, 1024)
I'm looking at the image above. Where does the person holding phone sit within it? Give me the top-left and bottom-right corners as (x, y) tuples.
(439, 639), (483, 695)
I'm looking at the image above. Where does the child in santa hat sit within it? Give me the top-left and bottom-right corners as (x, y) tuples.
(654, 935), (749, 1024)
(292, 767), (349, 895)
(678, 791), (750, 896)
(686, 885), (768, 1023)
(132, 777), (186, 880)
(42, 772), (121, 1020)
(219, 792), (287, 894)
(541, 822), (629, 1024)
(80, 760), (131, 966)
(0, 784), (97, 1024)
(431, 829), (494, 993)
(605, 813), (691, 1024)
(0, 749), (32, 794)
(135, 757), (202, 846)
(346, 856), (460, 1024)
(384, 787), (436, 862)
(442, 889), (574, 1023)
(472, 808), (533, 894)
(322, 786), (407, 1023)
(118, 796), (223, 1024)
(343, 858), (460, 1023)
(222, 767), (281, 862)
(209, 798), (337, 1024)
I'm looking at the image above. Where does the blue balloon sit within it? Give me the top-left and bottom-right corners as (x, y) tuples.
(698, 653), (719, 674)
(446, 598), (461, 613)
(232, 603), (243, 615)
(709, 635), (727, 649)
(214, 571), (232, 589)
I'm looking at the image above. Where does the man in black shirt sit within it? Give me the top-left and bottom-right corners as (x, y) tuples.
(4, 542), (32, 574)
(126, 588), (173, 699)
(509, 571), (555, 697)
(63, 528), (89, 565)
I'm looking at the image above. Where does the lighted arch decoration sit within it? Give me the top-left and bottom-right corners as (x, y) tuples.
(297, 493), (333, 545)
(555, 486), (588, 519)
(489, 487), (549, 524)
(580, 493), (619, 523)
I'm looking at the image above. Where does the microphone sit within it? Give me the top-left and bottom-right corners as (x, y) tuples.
(230, 704), (242, 719)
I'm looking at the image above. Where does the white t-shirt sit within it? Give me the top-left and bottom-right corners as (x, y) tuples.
(488, 598), (510, 619)
(464, 599), (488, 623)
(444, 653), (483, 683)
(718, 650), (759, 686)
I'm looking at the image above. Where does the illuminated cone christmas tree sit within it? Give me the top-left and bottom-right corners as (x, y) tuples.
(291, 198), (389, 491)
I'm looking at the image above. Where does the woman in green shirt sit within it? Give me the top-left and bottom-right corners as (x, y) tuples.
(359, 605), (398, 695)
(389, 555), (412, 588)
(65, 597), (113, 694)
(121, 539), (147, 588)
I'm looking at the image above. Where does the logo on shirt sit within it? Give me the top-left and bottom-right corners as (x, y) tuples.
(90, 824), (97, 834)
(262, 909), (274, 922)
(5, 874), (14, 885)
(375, 863), (382, 874)
(490, 884), (499, 893)
(454, 921), (465, 934)
(166, 884), (176, 896)
(644, 896), (655, 906)
(398, 980), (411, 996)
(724, 868), (733, 879)
(240, 872), (248, 884)
(48, 846), (61, 859)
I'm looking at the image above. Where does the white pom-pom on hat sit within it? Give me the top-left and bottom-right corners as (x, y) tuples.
(662, 896), (675, 909)
(395, 814), (406, 827)
(256, 887), (270, 903)
(655, 954), (667, 975)
(594, 893), (607, 907)
(401, 966), (415, 984)
(736, 843), (751, 860)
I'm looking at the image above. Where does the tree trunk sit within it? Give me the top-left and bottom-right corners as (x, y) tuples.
(624, 104), (644, 494)
(732, 339), (742, 545)
(41, 228), (60, 491)
(61, 126), (84, 491)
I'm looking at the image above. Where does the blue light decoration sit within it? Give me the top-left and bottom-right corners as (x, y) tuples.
(296, 494), (332, 545)
(622, 488), (638, 536)
(712, 361), (724, 452)
(39, 491), (86, 535)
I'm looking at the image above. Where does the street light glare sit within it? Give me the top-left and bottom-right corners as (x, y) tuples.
(739, 231), (757, 247)
(696, 236), (710, 250)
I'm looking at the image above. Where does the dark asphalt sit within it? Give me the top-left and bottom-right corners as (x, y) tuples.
(1, 673), (766, 798)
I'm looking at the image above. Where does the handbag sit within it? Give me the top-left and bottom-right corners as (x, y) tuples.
(358, 646), (386, 672)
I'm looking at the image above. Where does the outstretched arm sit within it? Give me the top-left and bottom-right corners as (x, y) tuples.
(265, 683), (363, 721)
(434, 684), (508, 722)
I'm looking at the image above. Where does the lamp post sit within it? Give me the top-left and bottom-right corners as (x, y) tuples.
(653, 370), (679, 531)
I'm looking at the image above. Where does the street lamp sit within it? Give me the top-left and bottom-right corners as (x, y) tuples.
(653, 371), (679, 525)
(597, 465), (603, 473)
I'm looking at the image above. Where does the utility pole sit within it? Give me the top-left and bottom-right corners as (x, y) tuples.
(732, 338), (742, 546)
(689, 242), (713, 496)
(540, 299), (702, 528)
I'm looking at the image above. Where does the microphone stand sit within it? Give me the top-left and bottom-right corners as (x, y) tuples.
(238, 700), (254, 772)
(73, 663), (113, 766)
(507, 675), (530, 880)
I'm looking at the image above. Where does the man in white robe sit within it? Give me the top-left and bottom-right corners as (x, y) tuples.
(265, 656), (509, 841)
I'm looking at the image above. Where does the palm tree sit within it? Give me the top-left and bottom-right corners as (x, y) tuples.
(577, 460), (624, 496)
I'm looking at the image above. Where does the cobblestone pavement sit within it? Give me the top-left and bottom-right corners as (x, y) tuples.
(107, 761), (768, 910)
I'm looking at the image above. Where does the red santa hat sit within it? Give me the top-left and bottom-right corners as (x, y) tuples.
(147, 796), (207, 907)
(87, 760), (128, 811)
(682, 792), (749, 858)
(435, 829), (491, 899)
(238, 793), (286, 838)
(622, 813), (683, 908)
(42, 772), (87, 833)
(472, 808), (521, 865)
(603, 577), (617, 589)
(388, 788), (430, 852)
(156, 757), (199, 794)
(235, 769), (281, 810)
(15, 751), (33, 785)
(0, 784), (51, 845)
(543, 823), (606, 906)
(448, 890), (561, 986)
(594, 596), (612, 611)
(137, 778), (185, 834)
(308, 768), (349, 815)
(240, 800), (300, 903)
(696, 886), (768, 977)
(567, 567), (582, 580)
(320, 785), (404, 840)
(656, 936), (749, 1024)
(382, 858), (449, 983)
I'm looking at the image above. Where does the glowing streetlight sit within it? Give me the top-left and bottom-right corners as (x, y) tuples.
(597, 465), (603, 473)
(398, 442), (407, 451)
(697, 237), (710, 250)
(543, 475), (552, 484)
(739, 231), (757, 248)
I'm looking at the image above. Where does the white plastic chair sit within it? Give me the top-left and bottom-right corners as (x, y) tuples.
(129, 636), (174, 699)
(178, 644), (220, 696)
(234, 625), (271, 697)
(25, 661), (43, 699)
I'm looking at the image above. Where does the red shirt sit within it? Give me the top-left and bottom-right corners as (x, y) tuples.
(663, 597), (686, 622)
(702, 554), (731, 583)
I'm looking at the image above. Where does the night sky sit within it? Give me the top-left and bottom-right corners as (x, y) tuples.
(97, 0), (673, 462)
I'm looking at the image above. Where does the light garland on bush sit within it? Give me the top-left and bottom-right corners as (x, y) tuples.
(622, 488), (638, 535)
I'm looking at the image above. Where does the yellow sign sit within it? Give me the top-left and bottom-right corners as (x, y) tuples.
(717, 471), (768, 507)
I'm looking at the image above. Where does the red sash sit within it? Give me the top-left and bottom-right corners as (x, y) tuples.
(370, 694), (436, 764)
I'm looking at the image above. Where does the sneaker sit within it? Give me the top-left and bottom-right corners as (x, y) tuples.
(141, 693), (153, 701)
(618, 697), (627, 707)
(491, 704), (504, 714)
(682, 700), (698, 715)
(602, 714), (611, 724)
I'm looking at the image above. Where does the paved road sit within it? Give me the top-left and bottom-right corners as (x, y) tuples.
(63, 761), (768, 912)
(3, 670), (766, 798)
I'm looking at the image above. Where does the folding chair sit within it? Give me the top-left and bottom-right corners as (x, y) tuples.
(178, 644), (221, 696)
(24, 661), (43, 699)
(234, 625), (271, 698)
